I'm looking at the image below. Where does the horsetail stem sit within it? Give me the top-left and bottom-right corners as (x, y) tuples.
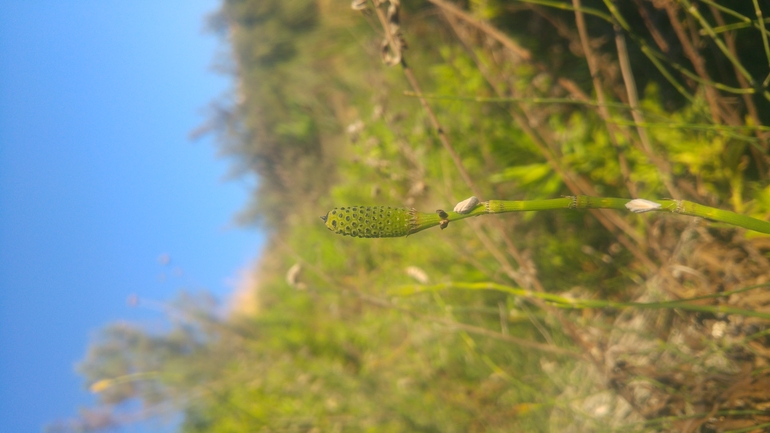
(321, 196), (770, 238)
(391, 281), (770, 320)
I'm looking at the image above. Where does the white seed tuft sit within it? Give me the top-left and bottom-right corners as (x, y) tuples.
(453, 196), (480, 214)
(711, 321), (726, 338)
(405, 266), (430, 284)
(351, 0), (367, 11)
(625, 199), (662, 214)
(286, 263), (306, 290)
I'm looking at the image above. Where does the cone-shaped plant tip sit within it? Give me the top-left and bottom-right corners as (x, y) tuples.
(322, 206), (442, 238)
(323, 196), (770, 238)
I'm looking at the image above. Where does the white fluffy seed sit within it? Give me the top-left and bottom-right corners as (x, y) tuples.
(625, 198), (662, 214)
(711, 321), (726, 338)
(453, 196), (480, 214)
(286, 263), (306, 290)
(405, 266), (429, 284)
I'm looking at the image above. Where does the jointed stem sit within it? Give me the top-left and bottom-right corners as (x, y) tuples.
(323, 195), (770, 238)
(445, 196), (770, 235)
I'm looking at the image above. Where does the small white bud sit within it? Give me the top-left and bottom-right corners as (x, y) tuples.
(351, 0), (368, 11)
(453, 196), (480, 214)
(286, 263), (306, 290)
(405, 266), (429, 284)
(625, 199), (662, 214)
(711, 321), (726, 338)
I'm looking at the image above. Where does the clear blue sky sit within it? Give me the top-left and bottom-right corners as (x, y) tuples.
(0, 1), (264, 432)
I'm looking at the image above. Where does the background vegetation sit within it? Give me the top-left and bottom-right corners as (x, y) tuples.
(55, 0), (770, 431)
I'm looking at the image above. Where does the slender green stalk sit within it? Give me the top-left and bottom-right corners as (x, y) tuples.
(402, 91), (638, 111)
(754, 0), (770, 72)
(678, 0), (755, 84)
(710, 18), (770, 36)
(663, 59), (758, 94)
(321, 196), (770, 238)
(392, 281), (770, 320)
(510, 0), (612, 21)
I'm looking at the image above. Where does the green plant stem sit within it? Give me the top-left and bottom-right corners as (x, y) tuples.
(393, 281), (770, 320)
(711, 17), (770, 36)
(512, 0), (612, 21)
(429, 196), (770, 235)
(754, 0), (770, 71)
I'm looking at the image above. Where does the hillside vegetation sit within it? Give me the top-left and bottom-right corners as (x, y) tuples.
(59, 1), (770, 432)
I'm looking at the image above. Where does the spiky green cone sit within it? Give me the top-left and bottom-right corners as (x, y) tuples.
(321, 206), (441, 238)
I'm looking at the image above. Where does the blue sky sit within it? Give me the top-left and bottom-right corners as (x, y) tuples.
(0, 1), (264, 432)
